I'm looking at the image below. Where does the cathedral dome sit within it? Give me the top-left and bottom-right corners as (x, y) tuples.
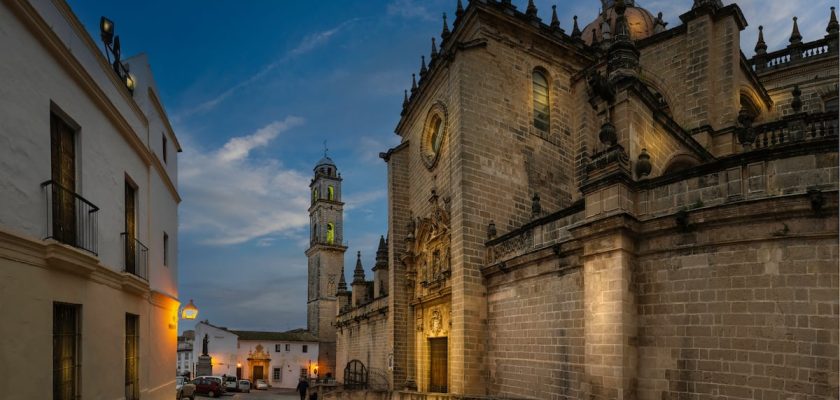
(582, 0), (657, 45)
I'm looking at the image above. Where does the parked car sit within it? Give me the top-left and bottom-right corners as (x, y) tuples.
(255, 379), (268, 390)
(224, 376), (238, 391)
(190, 377), (223, 398)
(176, 377), (196, 400)
(195, 376), (226, 394)
(238, 380), (251, 393)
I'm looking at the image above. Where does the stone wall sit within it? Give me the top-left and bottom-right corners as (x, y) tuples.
(336, 297), (390, 389)
(635, 197), (839, 399)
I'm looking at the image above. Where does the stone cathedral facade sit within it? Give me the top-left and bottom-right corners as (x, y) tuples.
(324, 0), (839, 399)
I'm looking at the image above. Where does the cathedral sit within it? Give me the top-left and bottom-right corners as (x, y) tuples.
(307, 0), (839, 399)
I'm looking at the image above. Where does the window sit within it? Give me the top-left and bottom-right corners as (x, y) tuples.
(124, 180), (137, 274)
(285, 344), (290, 352)
(328, 185), (335, 201)
(313, 188), (318, 203)
(300, 368), (307, 380)
(162, 133), (168, 164)
(532, 69), (550, 130)
(302, 345), (308, 353)
(163, 232), (169, 267)
(273, 368), (282, 381)
(50, 112), (77, 247)
(53, 303), (80, 400)
(326, 223), (335, 245)
(275, 344), (282, 352)
(826, 97), (838, 113)
(125, 314), (140, 400)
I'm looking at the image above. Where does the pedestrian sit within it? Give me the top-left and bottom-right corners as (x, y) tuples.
(296, 378), (309, 400)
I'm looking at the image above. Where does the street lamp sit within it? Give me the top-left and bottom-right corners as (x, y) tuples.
(181, 299), (199, 320)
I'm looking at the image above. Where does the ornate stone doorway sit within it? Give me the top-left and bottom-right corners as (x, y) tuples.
(247, 344), (271, 382)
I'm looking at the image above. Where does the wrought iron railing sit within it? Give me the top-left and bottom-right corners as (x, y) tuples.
(748, 112), (838, 149)
(42, 180), (99, 255)
(121, 232), (148, 281)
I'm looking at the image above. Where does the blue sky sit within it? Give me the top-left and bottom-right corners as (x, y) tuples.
(67, 0), (835, 333)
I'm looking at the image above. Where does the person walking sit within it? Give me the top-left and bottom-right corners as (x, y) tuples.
(296, 378), (309, 400)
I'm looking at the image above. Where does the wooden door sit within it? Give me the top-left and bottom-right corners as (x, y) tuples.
(429, 337), (448, 393)
(253, 366), (264, 381)
(50, 114), (76, 245)
(125, 182), (136, 273)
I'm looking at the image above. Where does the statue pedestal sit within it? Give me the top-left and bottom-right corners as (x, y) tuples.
(196, 355), (213, 377)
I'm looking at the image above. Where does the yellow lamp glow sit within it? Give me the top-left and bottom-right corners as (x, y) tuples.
(181, 299), (199, 320)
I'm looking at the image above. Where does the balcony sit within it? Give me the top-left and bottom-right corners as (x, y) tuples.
(42, 180), (99, 255)
(121, 232), (148, 281)
(744, 112), (838, 150)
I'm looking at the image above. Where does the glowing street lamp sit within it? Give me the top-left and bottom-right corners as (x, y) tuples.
(181, 299), (199, 320)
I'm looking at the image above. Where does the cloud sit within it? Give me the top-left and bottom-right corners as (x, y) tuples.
(179, 116), (312, 245)
(387, 0), (435, 21)
(175, 19), (359, 119)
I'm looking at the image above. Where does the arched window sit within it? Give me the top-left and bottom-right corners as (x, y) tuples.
(327, 223), (335, 245)
(328, 185), (335, 201)
(533, 69), (550, 131)
(312, 224), (318, 242)
(313, 188), (318, 202)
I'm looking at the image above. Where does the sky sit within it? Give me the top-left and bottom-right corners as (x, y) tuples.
(67, 0), (835, 334)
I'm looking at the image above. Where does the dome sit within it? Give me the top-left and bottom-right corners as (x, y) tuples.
(316, 155), (335, 168)
(582, 1), (657, 46)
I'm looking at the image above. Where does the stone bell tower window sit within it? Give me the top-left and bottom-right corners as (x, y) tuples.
(327, 223), (335, 244)
(328, 185), (335, 201)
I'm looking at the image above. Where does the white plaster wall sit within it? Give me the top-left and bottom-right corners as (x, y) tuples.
(193, 323), (240, 376)
(236, 340), (320, 388)
(0, 0), (180, 299)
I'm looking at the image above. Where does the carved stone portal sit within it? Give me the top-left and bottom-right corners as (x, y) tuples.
(409, 192), (452, 290)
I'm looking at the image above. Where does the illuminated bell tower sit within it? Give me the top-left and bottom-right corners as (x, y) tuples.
(305, 151), (345, 378)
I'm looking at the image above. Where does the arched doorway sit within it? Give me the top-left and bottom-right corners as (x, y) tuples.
(247, 345), (271, 382)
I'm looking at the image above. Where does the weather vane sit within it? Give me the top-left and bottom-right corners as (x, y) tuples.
(323, 140), (329, 157)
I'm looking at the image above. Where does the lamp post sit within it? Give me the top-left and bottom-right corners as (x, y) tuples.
(181, 299), (199, 320)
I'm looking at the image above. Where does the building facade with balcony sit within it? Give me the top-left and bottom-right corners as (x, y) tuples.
(0, 0), (181, 399)
(177, 330), (196, 378)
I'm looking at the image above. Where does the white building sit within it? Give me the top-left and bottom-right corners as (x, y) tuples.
(177, 330), (196, 378)
(194, 321), (320, 389)
(0, 0), (181, 399)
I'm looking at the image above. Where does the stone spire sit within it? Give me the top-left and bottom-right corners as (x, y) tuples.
(789, 16), (802, 45)
(401, 90), (408, 116)
(420, 55), (428, 77)
(337, 264), (348, 293)
(572, 15), (582, 39)
(550, 5), (561, 31)
(411, 73), (417, 95)
(441, 13), (451, 41)
(375, 236), (388, 267)
(608, 0), (640, 80)
(431, 37), (438, 60)
(755, 25), (767, 55)
(456, 0), (465, 19)
(352, 251), (366, 284)
(526, 0), (538, 19)
(828, 7), (839, 36)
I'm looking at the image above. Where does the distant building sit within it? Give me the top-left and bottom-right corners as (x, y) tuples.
(331, 0), (839, 399)
(0, 0), (182, 399)
(177, 330), (196, 378)
(193, 321), (320, 389)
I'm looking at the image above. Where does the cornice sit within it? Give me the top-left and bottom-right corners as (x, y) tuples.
(148, 87), (182, 152)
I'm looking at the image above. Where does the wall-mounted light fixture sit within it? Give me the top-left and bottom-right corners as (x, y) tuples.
(181, 299), (199, 320)
(99, 16), (135, 94)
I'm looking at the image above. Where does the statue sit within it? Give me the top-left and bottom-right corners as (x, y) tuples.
(202, 333), (209, 356)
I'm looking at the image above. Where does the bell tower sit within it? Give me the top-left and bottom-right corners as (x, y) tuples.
(305, 151), (345, 378)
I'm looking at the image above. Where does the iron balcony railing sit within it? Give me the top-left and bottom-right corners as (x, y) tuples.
(42, 180), (99, 255)
(121, 232), (148, 281)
